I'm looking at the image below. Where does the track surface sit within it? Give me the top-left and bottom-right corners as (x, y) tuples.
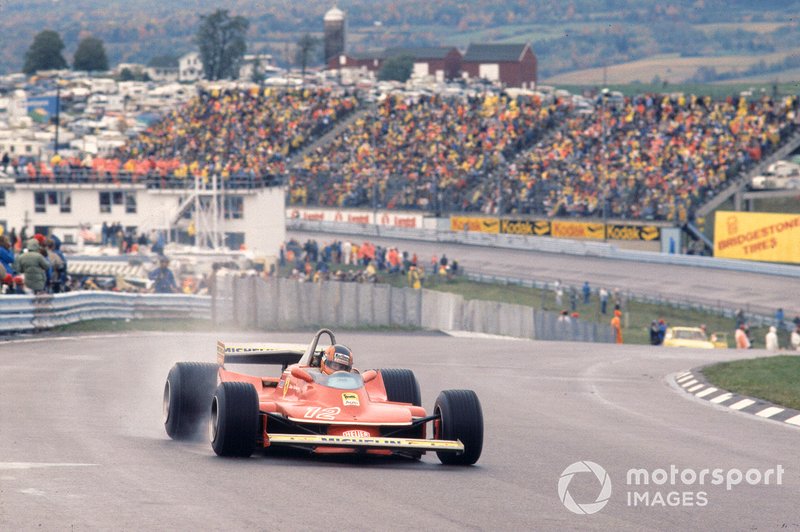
(1, 332), (798, 530)
(289, 230), (800, 317)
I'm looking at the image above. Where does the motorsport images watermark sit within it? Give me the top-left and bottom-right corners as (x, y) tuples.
(558, 461), (785, 514)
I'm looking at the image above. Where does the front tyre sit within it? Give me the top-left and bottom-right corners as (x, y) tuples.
(434, 389), (484, 465)
(210, 382), (259, 457)
(163, 362), (218, 440)
(380, 368), (422, 406)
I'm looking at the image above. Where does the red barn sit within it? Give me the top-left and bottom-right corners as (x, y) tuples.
(461, 43), (537, 88)
(329, 47), (462, 81)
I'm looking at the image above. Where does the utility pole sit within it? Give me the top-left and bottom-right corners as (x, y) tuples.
(53, 81), (61, 155)
(600, 88), (609, 242)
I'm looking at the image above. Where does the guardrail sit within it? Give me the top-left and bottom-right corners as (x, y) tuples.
(287, 219), (800, 279)
(0, 292), (211, 333)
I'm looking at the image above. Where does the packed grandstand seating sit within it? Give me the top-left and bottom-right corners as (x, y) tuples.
(2, 86), (359, 188)
(2, 86), (798, 222)
(504, 94), (800, 221)
(289, 92), (573, 213)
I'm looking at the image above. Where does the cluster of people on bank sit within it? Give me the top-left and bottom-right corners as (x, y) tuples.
(0, 233), (67, 295)
(280, 238), (458, 288)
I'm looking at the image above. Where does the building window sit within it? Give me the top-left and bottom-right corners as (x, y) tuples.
(59, 191), (71, 213)
(0, 190), (5, 207)
(224, 195), (244, 219)
(113, 191), (123, 205)
(34, 192), (46, 213)
(99, 192), (111, 213)
(125, 192), (137, 213)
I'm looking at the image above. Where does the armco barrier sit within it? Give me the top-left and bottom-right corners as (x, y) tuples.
(218, 276), (613, 343)
(0, 292), (211, 333)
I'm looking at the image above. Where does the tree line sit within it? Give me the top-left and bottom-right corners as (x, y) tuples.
(22, 9), (335, 81)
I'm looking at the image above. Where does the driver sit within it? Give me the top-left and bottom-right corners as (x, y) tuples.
(320, 344), (354, 374)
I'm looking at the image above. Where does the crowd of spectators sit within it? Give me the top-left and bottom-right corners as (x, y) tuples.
(280, 238), (458, 287)
(2, 86), (359, 188)
(115, 86), (358, 183)
(0, 232), (67, 295)
(289, 91), (572, 213)
(502, 93), (800, 221)
(4, 86), (799, 223)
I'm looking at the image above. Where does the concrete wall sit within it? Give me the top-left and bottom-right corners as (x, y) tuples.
(218, 276), (613, 343)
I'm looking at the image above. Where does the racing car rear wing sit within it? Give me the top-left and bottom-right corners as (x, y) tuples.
(217, 341), (316, 369)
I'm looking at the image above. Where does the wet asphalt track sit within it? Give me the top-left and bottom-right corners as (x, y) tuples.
(1, 331), (798, 530)
(289, 229), (800, 317)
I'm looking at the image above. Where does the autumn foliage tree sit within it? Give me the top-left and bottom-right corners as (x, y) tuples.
(73, 36), (109, 72)
(23, 30), (68, 74)
(195, 9), (249, 80)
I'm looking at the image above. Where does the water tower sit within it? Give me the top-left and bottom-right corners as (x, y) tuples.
(324, 6), (345, 62)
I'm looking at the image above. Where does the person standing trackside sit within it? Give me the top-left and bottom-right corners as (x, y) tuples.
(599, 287), (609, 315)
(582, 281), (591, 305)
(765, 326), (780, 351)
(611, 309), (623, 344)
(735, 324), (751, 349)
(149, 256), (178, 293)
(791, 325), (800, 351)
(12, 238), (49, 295)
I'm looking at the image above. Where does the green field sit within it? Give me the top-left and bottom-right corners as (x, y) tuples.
(703, 356), (800, 410)
(376, 271), (760, 347)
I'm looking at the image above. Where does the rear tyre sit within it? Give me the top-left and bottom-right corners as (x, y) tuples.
(434, 389), (483, 465)
(163, 362), (218, 440)
(380, 368), (421, 406)
(210, 382), (259, 457)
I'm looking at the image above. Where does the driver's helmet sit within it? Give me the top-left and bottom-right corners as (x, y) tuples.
(321, 344), (354, 374)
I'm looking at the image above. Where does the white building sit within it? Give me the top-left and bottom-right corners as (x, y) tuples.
(239, 54), (279, 81)
(147, 66), (179, 83)
(179, 53), (203, 83)
(0, 176), (286, 259)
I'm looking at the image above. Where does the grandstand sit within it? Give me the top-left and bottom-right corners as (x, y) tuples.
(5, 83), (799, 255)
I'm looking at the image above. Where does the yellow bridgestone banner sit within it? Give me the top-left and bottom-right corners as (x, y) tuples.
(450, 216), (500, 234)
(714, 211), (800, 263)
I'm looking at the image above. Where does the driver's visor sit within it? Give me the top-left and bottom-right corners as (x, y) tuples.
(325, 360), (351, 372)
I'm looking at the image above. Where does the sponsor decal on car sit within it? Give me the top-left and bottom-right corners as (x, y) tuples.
(342, 392), (360, 406)
(342, 429), (371, 438)
(283, 377), (291, 398)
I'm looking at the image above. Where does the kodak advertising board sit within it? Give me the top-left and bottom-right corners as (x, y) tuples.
(606, 224), (661, 241)
(551, 221), (606, 240)
(500, 219), (551, 236)
(450, 216), (500, 234)
(714, 211), (800, 263)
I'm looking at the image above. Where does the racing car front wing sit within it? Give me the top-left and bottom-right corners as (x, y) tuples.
(267, 433), (465, 453)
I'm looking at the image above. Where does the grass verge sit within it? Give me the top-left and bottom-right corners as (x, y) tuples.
(702, 356), (800, 410)
(51, 318), (212, 334)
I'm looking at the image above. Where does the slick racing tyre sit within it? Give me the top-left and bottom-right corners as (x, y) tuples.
(433, 389), (484, 466)
(379, 368), (421, 406)
(163, 362), (218, 440)
(210, 382), (259, 458)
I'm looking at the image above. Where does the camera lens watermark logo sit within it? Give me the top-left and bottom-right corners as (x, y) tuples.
(558, 461), (612, 515)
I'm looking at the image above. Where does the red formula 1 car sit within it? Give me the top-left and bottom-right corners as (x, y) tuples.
(163, 329), (483, 465)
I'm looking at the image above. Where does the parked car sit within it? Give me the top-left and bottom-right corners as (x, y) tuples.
(662, 326), (718, 349)
(749, 161), (800, 190)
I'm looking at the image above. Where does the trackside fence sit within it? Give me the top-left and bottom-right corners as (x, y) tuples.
(215, 276), (614, 343)
(0, 292), (211, 333)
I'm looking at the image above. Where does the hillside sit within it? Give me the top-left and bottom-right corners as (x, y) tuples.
(1, 1), (800, 83)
